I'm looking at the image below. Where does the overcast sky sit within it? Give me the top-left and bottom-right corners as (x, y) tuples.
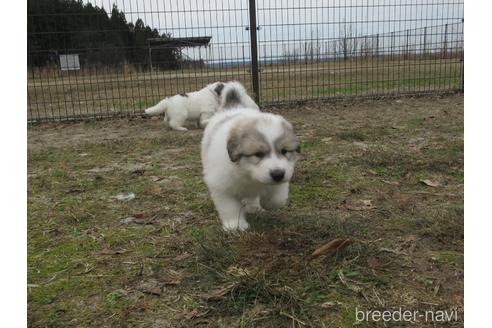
(85, 0), (464, 62)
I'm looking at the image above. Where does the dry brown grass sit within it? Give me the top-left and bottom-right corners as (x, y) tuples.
(28, 94), (463, 327)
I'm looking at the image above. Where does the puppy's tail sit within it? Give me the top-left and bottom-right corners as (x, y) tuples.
(145, 99), (168, 116)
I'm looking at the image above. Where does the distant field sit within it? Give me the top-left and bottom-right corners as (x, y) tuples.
(27, 57), (463, 121)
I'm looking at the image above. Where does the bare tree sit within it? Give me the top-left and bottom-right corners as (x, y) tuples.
(283, 46), (300, 64)
(338, 22), (358, 60)
(360, 36), (374, 58)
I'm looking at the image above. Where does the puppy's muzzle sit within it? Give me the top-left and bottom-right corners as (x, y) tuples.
(270, 169), (285, 182)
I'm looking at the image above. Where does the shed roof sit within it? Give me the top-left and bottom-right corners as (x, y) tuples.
(147, 36), (212, 47)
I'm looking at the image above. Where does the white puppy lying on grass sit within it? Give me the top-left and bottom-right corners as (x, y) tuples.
(144, 82), (223, 131)
(201, 106), (300, 232)
(145, 81), (258, 131)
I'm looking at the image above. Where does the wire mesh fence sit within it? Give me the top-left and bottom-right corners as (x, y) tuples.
(27, 0), (464, 122)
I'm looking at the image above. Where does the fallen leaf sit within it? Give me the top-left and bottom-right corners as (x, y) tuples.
(112, 192), (135, 201)
(350, 187), (361, 194)
(396, 235), (417, 254)
(131, 169), (145, 176)
(87, 167), (113, 173)
(175, 308), (210, 320)
(120, 217), (135, 224)
(320, 301), (343, 309)
(379, 247), (407, 255)
(121, 210), (164, 225)
(346, 199), (377, 211)
(162, 279), (181, 286)
(149, 176), (165, 182)
(136, 278), (162, 295)
(201, 283), (237, 301)
(174, 253), (192, 261)
(311, 238), (353, 258)
(132, 215), (158, 225)
(66, 188), (85, 193)
(367, 256), (380, 269)
(95, 246), (127, 256)
(382, 179), (400, 186)
(352, 141), (368, 150)
(419, 179), (441, 188)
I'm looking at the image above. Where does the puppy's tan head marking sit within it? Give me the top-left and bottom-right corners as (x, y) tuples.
(274, 121), (300, 155)
(227, 120), (270, 162)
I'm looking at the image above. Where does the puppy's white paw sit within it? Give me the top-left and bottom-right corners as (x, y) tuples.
(170, 126), (188, 131)
(245, 203), (263, 214)
(242, 198), (263, 214)
(222, 218), (250, 232)
(260, 183), (290, 210)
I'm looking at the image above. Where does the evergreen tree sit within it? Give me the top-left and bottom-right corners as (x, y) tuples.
(27, 0), (180, 70)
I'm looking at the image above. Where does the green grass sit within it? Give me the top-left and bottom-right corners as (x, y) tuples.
(317, 77), (461, 96)
(28, 95), (464, 327)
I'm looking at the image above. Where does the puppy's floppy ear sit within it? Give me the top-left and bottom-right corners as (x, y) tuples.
(227, 121), (270, 163)
(226, 129), (241, 162)
(214, 83), (224, 96)
(276, 120), (301, 154)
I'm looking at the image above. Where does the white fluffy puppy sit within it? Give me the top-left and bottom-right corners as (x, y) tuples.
(145, 81), (258, 131)
(145, 82), (223, 131)
(217, 81), (259, 112)
(201, 107), (300, 232)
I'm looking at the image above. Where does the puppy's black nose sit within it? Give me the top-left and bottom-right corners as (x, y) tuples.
(270, 169), (285, 182)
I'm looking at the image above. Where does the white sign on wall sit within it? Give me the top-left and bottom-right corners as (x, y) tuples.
(59, 54), (80, 71)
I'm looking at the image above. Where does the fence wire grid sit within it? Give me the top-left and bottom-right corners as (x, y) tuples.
(27, 0), (464, 122)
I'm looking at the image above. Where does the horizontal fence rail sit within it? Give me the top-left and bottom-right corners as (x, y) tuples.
(27, 0), (464, 122)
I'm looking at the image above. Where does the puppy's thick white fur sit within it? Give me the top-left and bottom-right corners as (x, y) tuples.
(201, 107), (300, 232)
(145, 82), (221, 131)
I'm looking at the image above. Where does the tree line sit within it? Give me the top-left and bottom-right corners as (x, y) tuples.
(27, 0), (181, 70)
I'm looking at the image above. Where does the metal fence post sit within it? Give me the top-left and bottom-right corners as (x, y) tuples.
(148, 43), (153, 70)
(423, 26), (427, 57)
(391, 31), (395, 60)
(443, 24), (448, 58)
(375, 34), (379, 58)
(405, 29), (410, 59)
(460, 19), (464, 92)
(248, 0), (260, 103)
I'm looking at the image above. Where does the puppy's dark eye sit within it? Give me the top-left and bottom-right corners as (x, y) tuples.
(255, 152), (265, 159)
(281, 149), (288, 155)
